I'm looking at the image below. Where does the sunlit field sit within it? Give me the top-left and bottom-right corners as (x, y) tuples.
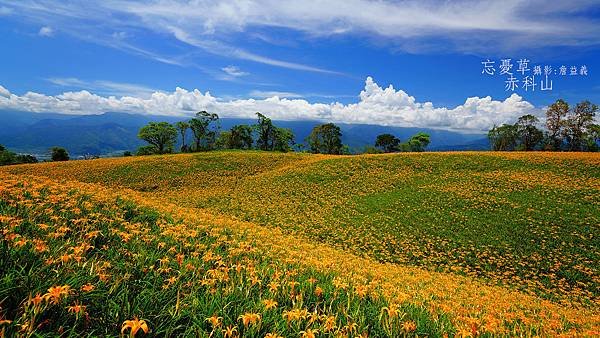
(1, 151), (599, 336)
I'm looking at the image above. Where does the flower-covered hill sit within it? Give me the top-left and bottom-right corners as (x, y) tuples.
(1, 151), (599, 336)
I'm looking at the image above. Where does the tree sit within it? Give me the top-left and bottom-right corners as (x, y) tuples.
(51, 147), (69, 161)
(137, 122), (177, 154)
(407, 132), (430, 152)
(488, 124), (518, 151)
(1, 144), (38, 166)
(586, 124), (600, 152)
(255, 113), (275, 151)
(307, 123), (343, 154)
(545, 99), (569, 150)
(15, 154), (38, 163)
(0, 145), (16, 165)
(229, 124), (254, 149)
(253, 113), (294, 152)
(374, 133), (400, 153)
(273, 127), (294, 152)
(189, 111), (219, 151)
(515, 114), (543, 151)
(563, 101), (598, 151)
(175, 121), (190, 152)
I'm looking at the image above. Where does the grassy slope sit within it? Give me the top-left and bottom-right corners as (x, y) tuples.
(1, 151), (599, 336)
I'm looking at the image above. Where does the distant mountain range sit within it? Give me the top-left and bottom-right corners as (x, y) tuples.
(0, 110), (489, 157)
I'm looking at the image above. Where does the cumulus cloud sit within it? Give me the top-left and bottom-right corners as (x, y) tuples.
(0, 78), (540, 131)
(38, 26), (54, 37)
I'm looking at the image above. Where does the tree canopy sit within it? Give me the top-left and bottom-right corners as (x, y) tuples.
(375, 133), (401, 153)
(137, 122), (177, 154)
(307, 123), (343, 154)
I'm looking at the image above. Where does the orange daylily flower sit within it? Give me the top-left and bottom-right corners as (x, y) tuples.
(121, 317), (149, 337)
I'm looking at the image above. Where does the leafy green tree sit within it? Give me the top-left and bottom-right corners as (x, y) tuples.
(407, 132), (430, 152)
(546, 99), (569, 150)
(375, 133), (400, 153)
(175, 121), (190, 152)
(137, 122), (177, 154)
(0, 145), (16, 165)
(1, 144), (38, 165)
(307, 123), (343, 154)
(15, 154), (38, 163)
(488, 124), (518, 151)
(253, 113), (294, 152)
(586, 124), (600, 151)
(229, 124), (254, 149)
(51, 147), (69, 161)
(563, 101), (598, 151)
(515, 114), (543, 151)
(123, 151), (132, 157)
(273, 127), (294, 152)
(255, 113), (275, 151)
(215, 130), (231, 150)
(189, 111), (219, 151)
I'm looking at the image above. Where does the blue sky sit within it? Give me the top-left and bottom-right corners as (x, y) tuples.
(1, 1), (599, 131)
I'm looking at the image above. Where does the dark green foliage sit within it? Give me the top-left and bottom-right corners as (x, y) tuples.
(123, 151), (132, 157)
(515, 115), (544, 151)
(488, 124), (519, 151)
(375, 134), (401, 153)
(307, 123), (343, 154)
(563, 101), (598, 151)
(136, 145), (157, 156)
(189, 111), (219, 151)
(489, 99), (598, 152)
(254, 113), (294, 152)
(137, 122), (177, 154)
(406, 132), (430, 152)
(255, 112), (275, 151)
(546, 99), (569, 150)
(0, 144), (38, 165)
(175, 121), (190, 152)
(272, 127), (294, 152)
(228, 124), (254, 149)
(15, 154), (38, 163)
(51, 147), (69, 161)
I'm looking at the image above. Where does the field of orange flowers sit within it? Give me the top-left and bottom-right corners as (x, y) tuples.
(1, 151), (599, 336)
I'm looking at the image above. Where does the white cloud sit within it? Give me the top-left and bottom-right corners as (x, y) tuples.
(0, 85), (11, 98)
(3, 0), (597, 75)
(38, 26), (54, 37)
(249, 90), (303, 99)
(221, 65), (249, 77)
(111, 0), (600, 52)
(46, 77), (160, 98)
(0, 77), (541, 131)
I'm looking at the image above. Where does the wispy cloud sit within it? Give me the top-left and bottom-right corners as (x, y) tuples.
(0, 0), (342, 75)
(113, 0), (600, 52)
(222, 65), (249, 77)
(46, 77), (161, 98)
(249, 90), (304, 99)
